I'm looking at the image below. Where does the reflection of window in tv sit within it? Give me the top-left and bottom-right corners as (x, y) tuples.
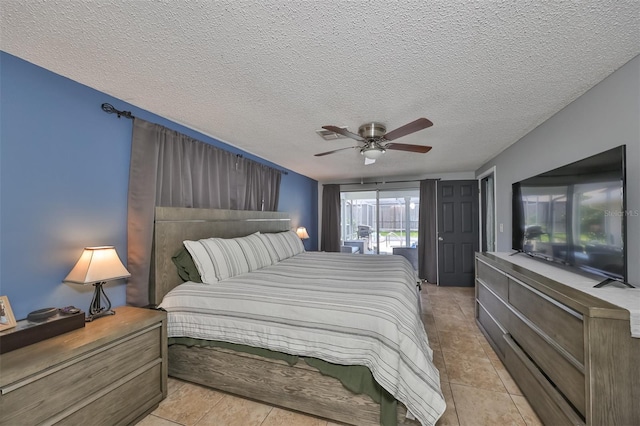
(522, 187), (568, 244)
(572, 182), (623, 249)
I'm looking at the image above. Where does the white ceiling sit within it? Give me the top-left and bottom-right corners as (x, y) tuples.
(2, 1), (639, 182)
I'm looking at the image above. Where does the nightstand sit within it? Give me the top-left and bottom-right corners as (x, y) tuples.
(0, 306), (167, 425)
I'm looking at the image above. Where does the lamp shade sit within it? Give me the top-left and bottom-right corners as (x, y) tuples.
(361, 147), (385, 160)
(296, 227), (310, 239)
(64, 246), (130, 285)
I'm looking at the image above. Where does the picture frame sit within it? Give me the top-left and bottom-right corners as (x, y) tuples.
(0, 296), (17, 331)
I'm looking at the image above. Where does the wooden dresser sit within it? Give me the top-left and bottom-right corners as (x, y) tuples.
(475, 252), (639, 426)
(0, 306), (167, 426)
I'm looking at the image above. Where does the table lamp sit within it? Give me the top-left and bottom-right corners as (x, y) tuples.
(63, 246), (130, 321)
(296, 227), (310, 240)
(296, 227), (310, 250)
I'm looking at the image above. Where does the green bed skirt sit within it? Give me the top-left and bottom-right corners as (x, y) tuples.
(169, 337), (398, 426)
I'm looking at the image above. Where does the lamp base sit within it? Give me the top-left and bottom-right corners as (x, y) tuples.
(85, 308), (115, 322)
(86, 281), (115, 322)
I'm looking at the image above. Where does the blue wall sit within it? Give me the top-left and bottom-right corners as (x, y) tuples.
(0, 52), (318, 319)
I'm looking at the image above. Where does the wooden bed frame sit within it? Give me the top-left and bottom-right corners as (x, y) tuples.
(151, 207), (420, 426)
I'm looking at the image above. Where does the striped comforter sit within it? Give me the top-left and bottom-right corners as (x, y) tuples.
(159, 251), (446, 425)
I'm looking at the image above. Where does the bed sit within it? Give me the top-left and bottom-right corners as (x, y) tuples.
(150, 207), (445, 426)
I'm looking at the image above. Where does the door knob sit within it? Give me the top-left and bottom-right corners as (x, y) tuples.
(438, 237), (444, 241)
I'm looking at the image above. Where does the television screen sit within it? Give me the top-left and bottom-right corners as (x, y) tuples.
(512, 145), (627, 282)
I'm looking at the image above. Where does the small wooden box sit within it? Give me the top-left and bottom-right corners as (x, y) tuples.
(0, 311), (85, 354)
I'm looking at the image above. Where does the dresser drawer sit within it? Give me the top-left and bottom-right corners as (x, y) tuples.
(476, 260), (509, 300)
(0, 325), (161, 426)
(477, 303), (507, 359)
(56, 363), (163, 426)
(477, 280), (509, 326)
(508, 309), (585, 416)
(508, 277), (584, 363)
(503, 334), (584, 426)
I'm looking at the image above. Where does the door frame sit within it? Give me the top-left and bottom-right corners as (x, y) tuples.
(478, 166), (497, 252)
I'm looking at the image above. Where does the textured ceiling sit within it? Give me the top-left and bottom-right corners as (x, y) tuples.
(2, 1), (639, 182)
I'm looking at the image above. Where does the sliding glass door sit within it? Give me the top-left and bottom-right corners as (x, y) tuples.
(341, 189), (419, 254)
(341, 191), (376, 254)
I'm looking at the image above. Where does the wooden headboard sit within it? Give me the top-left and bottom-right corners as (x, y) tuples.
(150, 207), (291, 304)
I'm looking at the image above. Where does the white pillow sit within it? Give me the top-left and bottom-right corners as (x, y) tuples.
(260, 230), (305, 261)
(234, 233), (273, 271)
(257, 233), (281, 264)
(184, 237), (250, 283)
(281, 230), (305, 255)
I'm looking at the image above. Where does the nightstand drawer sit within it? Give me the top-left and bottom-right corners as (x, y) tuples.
(56, 363), (163, 426)
(0, 324), (161, 426)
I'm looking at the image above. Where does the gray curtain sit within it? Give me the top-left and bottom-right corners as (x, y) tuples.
(238, 159), (281, 211)
(321, 184), (341, 252)
(418, 179), (438, 283)
(127, 118), (281, 306)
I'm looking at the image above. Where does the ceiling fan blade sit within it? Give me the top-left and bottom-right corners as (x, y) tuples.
(314, 146), (358, 157)
(383, 118), (433, 141)
(322, 125), (365, 141)
(385, 143), (433, 153)
(364, 157), (376, 165)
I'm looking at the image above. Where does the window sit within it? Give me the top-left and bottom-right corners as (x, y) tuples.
(341, 189), (419, 254)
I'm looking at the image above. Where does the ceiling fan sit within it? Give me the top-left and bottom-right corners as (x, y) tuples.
(315, 118), (433, 165)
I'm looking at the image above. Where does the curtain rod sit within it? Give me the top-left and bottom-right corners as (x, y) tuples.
(101, 103), (135, 119)
(324, 178), (440, 186)
(101, 103), (289, 176)
(236, 154), (288, 175)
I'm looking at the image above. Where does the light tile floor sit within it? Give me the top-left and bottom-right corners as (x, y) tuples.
(137, 284), (542, 426)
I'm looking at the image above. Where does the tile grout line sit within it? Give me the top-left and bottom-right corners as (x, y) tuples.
(454, 295), (529, 426)
(427, 286), (528, 425)
(192, 391), (234, 426)
(257, 406), (275, 426)
(428, 288), (462, 426)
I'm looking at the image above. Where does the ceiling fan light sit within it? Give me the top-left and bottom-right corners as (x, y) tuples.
(361, 148), (385, 160)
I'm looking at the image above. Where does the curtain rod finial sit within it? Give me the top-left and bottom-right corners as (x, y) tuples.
(101, 103), (134, 119)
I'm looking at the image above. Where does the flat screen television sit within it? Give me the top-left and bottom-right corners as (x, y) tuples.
(512, 145), (627, 284)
